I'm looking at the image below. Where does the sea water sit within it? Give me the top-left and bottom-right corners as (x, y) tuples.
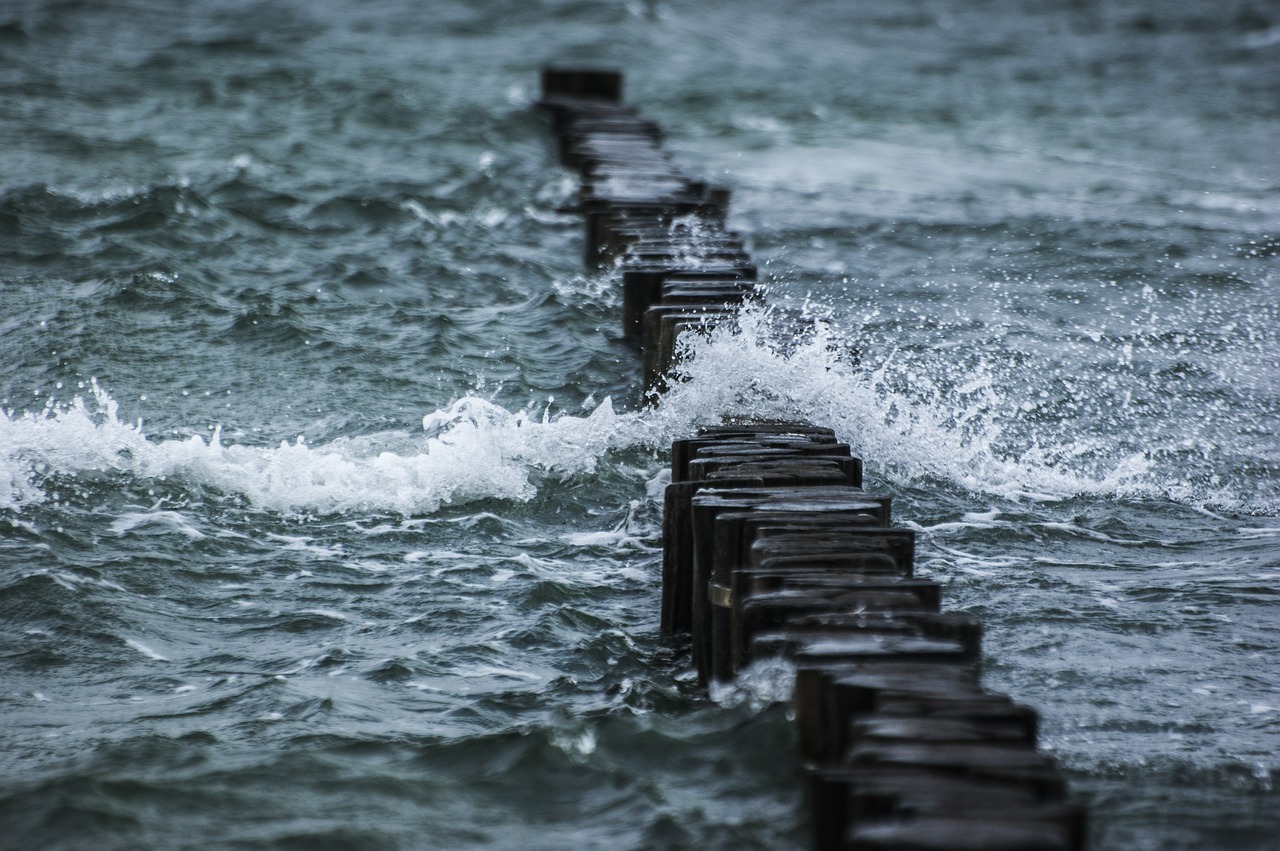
(1, 1), (1277, 848)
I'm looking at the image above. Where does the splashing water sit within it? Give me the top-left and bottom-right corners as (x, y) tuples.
(6, 300), (1271, 518)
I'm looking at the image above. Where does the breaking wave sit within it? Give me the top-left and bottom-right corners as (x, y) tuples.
(5, 303), (1272, 515)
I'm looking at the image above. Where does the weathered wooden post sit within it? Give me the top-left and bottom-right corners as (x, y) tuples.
(536, 66), (1085, 851)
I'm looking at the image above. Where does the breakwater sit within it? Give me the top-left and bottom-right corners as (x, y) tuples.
(539, 67), (1086, 851)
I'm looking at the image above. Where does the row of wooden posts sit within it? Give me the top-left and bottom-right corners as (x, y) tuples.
(537, 67), (1086, 851)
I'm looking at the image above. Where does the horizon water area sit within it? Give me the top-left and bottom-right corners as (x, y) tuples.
(1, 1), (1278, 849)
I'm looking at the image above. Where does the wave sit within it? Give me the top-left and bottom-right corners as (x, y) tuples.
(650, 308), (1154, 500)
(3, 303), (1275, 516)
(0, 380), (620, 515)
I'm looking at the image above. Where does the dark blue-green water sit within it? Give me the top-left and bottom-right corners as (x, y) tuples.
(2, 1), (1277, 848)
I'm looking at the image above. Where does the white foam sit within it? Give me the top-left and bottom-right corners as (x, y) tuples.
(645, 307), (1105, 500)
(709, 655), (797, 712)
(124, 638), (171, 661)
(111, 511), (207, 540)
(1, 382), (635, 516)
(650, 305), (1276, 511)
(3, 311), (1273, 516)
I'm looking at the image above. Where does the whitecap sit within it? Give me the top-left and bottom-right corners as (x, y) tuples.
(709, 655), (796, 712)
(4, 311), (1273, 517)
(124, 638), (171, 661)
(111, 510), (206, 540)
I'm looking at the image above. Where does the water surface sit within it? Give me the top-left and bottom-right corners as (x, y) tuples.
(2, 1), (1277, 848)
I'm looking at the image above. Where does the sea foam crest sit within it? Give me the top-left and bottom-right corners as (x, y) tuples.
(648, 306), (1113, 500)
(2, 307), (1266, 514)
(1, 382), (633, 515)
(653, 303), (1258, 508)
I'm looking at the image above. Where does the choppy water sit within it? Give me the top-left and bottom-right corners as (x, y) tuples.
(2, 1), (1277, 849)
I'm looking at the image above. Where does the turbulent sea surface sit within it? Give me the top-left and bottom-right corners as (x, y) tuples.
(2, 1), (1278, 848)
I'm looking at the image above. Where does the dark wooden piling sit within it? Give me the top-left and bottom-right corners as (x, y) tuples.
(540, 67), (624, 103)
(536, 67), (1084, 851)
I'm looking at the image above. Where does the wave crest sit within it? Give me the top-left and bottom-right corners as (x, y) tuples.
(4, 305), (1273, 516)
